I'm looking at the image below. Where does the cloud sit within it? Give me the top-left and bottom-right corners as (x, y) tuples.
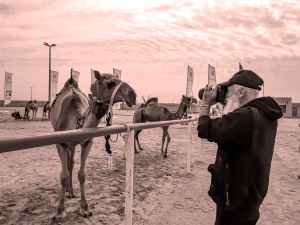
(254, 34), (274, 46)
(147, 4), (181, 12)
(0, 3), (14, 15)
(280, 33), (300, 45)
(1, 0), (300, 102)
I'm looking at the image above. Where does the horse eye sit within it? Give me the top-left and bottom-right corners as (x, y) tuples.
(107, 81), (115, 88)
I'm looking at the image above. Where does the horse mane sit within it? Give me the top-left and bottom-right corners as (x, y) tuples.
(52, 77), (82, 108)
(145, 97), (158, 106)
(64, 77), (79, 89)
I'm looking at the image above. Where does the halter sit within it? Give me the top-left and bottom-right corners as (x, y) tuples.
(89, 81), (125, 112)
(76, 81), (125, 129)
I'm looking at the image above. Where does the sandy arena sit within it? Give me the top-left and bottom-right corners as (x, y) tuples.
(0, 107), (300, 225)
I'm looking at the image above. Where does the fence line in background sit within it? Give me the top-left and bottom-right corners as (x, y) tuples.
(0, 117), (199, 225)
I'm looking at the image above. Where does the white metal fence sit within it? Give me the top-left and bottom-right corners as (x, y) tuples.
(0, 117), (199, 225)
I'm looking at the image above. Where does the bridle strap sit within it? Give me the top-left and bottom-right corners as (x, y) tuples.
(106, 81), (125, 125)
(90, 81), (125, 108)
(108, 81), (125, 110)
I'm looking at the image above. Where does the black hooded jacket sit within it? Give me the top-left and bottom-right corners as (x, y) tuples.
(197, 97), (283, 214)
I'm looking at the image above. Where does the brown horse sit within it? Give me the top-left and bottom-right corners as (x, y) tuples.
(24, 100), (38, 120)
(50, 70), (136, 220)
(133, 95), (197, 158)
(42, 101), (52, 121)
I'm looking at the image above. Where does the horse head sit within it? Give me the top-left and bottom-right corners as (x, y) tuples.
(181, 95), (197, 106)
(90, 70), (136, 107)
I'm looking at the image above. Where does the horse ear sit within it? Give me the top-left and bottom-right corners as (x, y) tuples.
(94, 70), (101, 80)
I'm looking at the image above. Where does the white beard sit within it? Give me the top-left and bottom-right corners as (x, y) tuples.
(223, 96), (240, 114)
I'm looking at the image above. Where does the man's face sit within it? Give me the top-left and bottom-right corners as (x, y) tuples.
(223, 85), (240, 114)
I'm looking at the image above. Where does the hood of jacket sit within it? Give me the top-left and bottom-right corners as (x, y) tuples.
(242, 97), (283, 121)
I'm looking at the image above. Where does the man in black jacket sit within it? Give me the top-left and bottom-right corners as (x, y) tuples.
(197, 70), (283, 225)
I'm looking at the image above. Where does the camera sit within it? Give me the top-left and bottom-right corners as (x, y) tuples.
(198, 85), (228, 103)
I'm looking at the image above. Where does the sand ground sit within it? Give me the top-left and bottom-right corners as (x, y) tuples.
(0, 108), (300, 225)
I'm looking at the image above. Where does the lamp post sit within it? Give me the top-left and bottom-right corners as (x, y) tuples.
(30, 87), (33, 101)
(44, 42), (56, 119)
(43, 42), (56, 104)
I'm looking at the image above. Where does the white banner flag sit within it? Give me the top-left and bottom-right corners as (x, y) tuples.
(186, 66), (194, 97)
(113, 68), (122, 109)
(71, 68), (80, 83)
(4, 71), (13, 106)
(208, 64), (216, 87)
(91, 68), (96, 84)
(113, 68), (122, 80)
(50, 70), (59, 104)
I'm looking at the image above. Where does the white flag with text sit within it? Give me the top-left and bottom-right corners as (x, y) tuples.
(50, 70), (59, 104)
(113, 68), (122, 80)
(71, 68), (80, 83)
(4, 71), (13, 106)
(91, 68), (96, 85)
(186, 66), (194, 97)
(113, 68), (122, 109)
(208, 64), (216, 87)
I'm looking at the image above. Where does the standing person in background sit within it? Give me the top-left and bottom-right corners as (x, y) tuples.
(197, 70), (283, 225)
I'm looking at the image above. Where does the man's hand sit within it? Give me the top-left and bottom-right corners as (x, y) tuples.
(202, 84), (217, 107)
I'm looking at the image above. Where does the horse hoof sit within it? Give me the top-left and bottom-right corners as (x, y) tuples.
(66, 190), (76, 198)
(164, 155), (167, 158)
(80, 209), (92, 218)
(52, 211), (66, 220)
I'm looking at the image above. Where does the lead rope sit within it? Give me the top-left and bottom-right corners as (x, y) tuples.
(105, 111), (113, 169)
(119, 123), (131, 158)
(104, 81), (125, 170)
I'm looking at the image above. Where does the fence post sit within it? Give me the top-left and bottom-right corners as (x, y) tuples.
(125, 129), (134, 225)
(197, 138), (202, 161)
(187, 121), (192, 172)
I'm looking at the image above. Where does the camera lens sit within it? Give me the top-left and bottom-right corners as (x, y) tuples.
(198, 86), (228, 103)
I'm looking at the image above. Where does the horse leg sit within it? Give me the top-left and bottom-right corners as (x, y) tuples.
(161, 127), (167, 156)
(78, 139), (93, 217)
(163, 126), (170, 158)
(53, 144), (69, 220)
(134, 136), (139, 154)
(135, 130), (143, 151)
(67, 146), (76, 198)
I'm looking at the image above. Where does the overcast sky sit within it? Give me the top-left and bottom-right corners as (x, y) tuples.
(0, 0), (299, 104)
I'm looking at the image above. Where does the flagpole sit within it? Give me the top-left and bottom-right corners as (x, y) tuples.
(49, 46), (51, 104)
(3, 71), (5, 113)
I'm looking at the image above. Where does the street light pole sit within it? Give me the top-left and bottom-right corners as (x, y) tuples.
(49, 46), (51, 103)
(30, 87), (33, 101)
(43, 42), (56, 103)
(44, 42), (56, 119)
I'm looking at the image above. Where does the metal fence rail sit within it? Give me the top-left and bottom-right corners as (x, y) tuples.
(0, 117), (199, 225)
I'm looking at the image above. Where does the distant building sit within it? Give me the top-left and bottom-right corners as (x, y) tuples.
(272, 97), (292, 118)
(292, 102), (300, 118)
